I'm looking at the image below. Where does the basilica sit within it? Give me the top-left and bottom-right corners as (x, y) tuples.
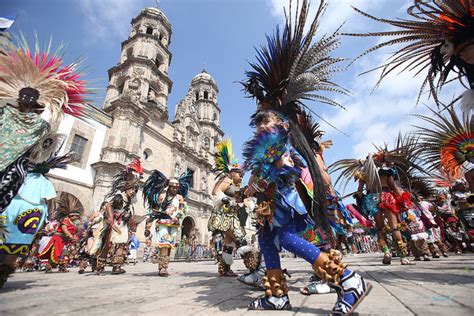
(48, 7), (223, 245)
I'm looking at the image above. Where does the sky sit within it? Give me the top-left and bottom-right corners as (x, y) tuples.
(1, 0), (465, 195)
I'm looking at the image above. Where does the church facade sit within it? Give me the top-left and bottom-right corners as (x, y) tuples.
(48, 7), (223, 244)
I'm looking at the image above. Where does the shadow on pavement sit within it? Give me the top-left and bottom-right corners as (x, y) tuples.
(1, 278), (45, 293)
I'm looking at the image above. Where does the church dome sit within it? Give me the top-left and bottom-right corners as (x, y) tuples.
(192, 69), (216, 86)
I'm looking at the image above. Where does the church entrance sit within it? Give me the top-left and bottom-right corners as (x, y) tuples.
(181, 216), (195, 239)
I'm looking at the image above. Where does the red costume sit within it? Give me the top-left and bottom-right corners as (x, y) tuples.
(38, 217), (77, 264)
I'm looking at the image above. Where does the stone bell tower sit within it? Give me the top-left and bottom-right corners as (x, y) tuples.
(103, 7), (172, 114)
(91, 7), (174, 208)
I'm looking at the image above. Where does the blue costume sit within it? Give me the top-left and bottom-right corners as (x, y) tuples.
(244, 127), (371, 313)
(0, 173), (54, 256)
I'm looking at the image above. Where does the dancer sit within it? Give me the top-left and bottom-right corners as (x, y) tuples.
(239, 1), (371, 313)
(38, 210), (80, 273)
(332, 133), (423, 265)
(346, 0), (474, 112)
(0, 154), (71, 287)
(208, 139), (245, 276)
(78, 204), (105, 274)
(0, 37), (92, 211)
(94, 159), (143, 275)
(143, 170), (193, 276)
(243, 126), (371, 313)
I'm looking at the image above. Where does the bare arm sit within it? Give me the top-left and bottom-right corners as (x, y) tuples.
(244, 175), (257, 197)
(212, 178), (231, 196)
(104, 202), (114, 225)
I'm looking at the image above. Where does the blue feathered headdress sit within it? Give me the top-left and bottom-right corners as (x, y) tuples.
(243, 127), (301, 184)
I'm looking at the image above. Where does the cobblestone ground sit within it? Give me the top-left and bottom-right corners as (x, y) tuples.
(1, 253), (473, 315)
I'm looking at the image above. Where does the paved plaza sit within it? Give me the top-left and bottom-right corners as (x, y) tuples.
(1, 253), (473, 316)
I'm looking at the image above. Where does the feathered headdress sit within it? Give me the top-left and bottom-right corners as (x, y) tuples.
(430, 168), (465, 187)
(330, 133), (425, 193)
(374, 133), (426, 179)
(212, 139), (240, 179)
(107, 159), (143, 198)
(345, 0), (474, 107)
(243, 127), (301, 185)
(143, 170), (168, 209)
(29, 152), (74, 175)
(0, 35), (92, 127)
(297, 110), (326, 151)
(143, 169), (193, 209)
(330, 154), (383, 193)
(177, 170), (194, 199)
(414, 107), (473, 177)
(54, 191), (84, 217)
(242, 0), (347, 234)
(409, 176), (438, 199)
(330, 158), (367, 192)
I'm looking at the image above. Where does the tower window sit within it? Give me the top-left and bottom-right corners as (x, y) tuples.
(155, 55), (162, 68)
(204, 91), (209, 99)
(118, 83), (125, 95)
(146, 27), (153, 35)
(195, 92), (199, 100)
(126, 47), (133, 59)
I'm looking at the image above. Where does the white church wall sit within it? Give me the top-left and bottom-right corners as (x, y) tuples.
(50, 114), (108, 186)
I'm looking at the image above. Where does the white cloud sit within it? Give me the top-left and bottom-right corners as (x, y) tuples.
(268, 0), (382, 33)
(268, 0), (465, 164)
(76, 0), (150, 43)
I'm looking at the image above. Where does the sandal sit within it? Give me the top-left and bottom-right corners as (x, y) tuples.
(400, 257), (415, 265)
(382, 253), (392, 265)
(222, 270), (237, 277)
(300, 280), (334, 295)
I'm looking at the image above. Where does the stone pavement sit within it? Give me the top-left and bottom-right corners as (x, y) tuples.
(1, 253), (473, 316)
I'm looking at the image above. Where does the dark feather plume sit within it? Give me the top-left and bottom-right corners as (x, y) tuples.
(345, 0), (474, 104)
(30, 153), (74, 174)
(242, 0), (347, 238)
(178, 170), (194, 198)
(143, 170), (168, 209)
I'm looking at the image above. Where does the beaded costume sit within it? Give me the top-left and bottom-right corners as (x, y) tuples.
(240, 1), (372, 313)
(94, 159), (143, 275)
(143, 169), (192, 276)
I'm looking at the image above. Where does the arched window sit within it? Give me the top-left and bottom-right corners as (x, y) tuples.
(143, 148), (153, 161)
(195, 91), (199, 100)
(155, 55), (162, 68)
(146, 27), (153, 35)
(213, 112), (217, 122)
(118, 83), (125, 95)
(126, 47), (133, 59)
(204, 91), (209, 99)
